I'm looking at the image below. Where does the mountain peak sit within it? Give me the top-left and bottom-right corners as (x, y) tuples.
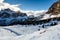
(46, 0), (60, 15)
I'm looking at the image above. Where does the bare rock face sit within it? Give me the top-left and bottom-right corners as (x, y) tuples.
(46, 0), (60, 15)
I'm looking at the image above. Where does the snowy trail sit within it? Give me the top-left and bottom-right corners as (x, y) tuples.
(3, 28), (21, 36)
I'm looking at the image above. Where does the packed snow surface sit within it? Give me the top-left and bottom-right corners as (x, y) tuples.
(0, 24), (60, 40)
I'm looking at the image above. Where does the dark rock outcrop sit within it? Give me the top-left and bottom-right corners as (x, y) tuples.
(46, 0), (60, 15)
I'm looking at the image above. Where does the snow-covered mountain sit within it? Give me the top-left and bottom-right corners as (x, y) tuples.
(0, 0), (48, 26)
(0, 8), (59, 26)
(0, 8), (29, 26)
(0, 0), (60, 26)
(0, 5), (47, 26)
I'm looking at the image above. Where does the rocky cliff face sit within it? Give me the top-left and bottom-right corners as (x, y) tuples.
(46, 0), (60, 15)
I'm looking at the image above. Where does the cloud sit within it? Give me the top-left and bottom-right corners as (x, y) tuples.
(21, 10), (47, 17)
(0, 0), (21, 11)
(34, 10), (47, 17)
(0, 0), (4, 3)
(0, 0), (47, 17)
